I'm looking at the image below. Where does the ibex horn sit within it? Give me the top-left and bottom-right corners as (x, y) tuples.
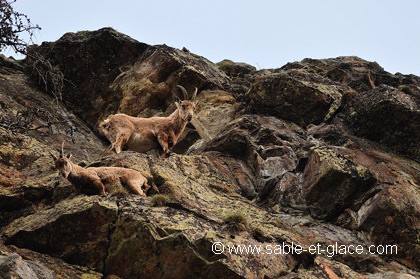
(191, 87), (198, 100)
(61, 141), (65, 158)
(176, 85), (189, 100)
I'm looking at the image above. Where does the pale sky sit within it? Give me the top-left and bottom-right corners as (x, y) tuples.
(3, 0), (420, 75)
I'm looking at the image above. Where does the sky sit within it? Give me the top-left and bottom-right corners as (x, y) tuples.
(3, 0), (420, 75)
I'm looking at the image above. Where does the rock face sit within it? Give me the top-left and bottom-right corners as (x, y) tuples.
(4, 196), (118, 270)
(25, 28), (149, 126)
(246, 70), (346, 127)
(302, 147), (376, 221)
(0, 246), (101, 279)
(1, 29), (419, 278)
(346, 85), (419, 160)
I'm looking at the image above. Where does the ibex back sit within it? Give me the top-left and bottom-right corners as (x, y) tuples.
(99, 85), (198, 158)
(50, 143), (150, 196)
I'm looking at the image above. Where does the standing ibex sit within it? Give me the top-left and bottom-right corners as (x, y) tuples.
(99, 85), (198, 158)
(50, 143), (150, 196)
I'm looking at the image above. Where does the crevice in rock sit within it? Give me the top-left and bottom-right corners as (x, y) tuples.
(165, 202), (219, 224)
(101, 199), (120, 275)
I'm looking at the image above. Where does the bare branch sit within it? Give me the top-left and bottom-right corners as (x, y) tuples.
(0, 0), (41, 55)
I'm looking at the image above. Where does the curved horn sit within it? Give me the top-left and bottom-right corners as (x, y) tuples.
(61, 141), (65, 158)
(191, 87), (198, 100)
(176, 85), (189, 100)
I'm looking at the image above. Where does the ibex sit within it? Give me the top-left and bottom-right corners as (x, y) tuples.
(49, 143), (150, 196)
(99, 85), (198, 158)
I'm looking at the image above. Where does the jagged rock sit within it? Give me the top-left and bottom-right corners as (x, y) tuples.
(345, 85), (420, 161)
(216, 59), (256, 78)
(0, 245), (101, 279)
(0, 60), (104, 227)
(192, 89), (239, 140)
(356, 186), (420, 270)
(3, 196), (118, 270)
(197, 115), (308, 205)
(27, 28), (231, 130)
(103, 45), (230, 122)
(1, 31), (419, 278)
(246, 69), (348, 127)
(26, 28), (149, 126)
(306, 122), (350, 146)
(0, 251), (54, 279)
(104, 198), (248, 279)
(334, 146), (420, 271)
(302, 147), (376, 220)
(281, 56), (400, 92)
(282, 56), (420, 160)
(215, 59), (256, 94)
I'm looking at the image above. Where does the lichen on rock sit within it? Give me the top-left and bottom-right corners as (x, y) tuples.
(1, 29), (420, 278)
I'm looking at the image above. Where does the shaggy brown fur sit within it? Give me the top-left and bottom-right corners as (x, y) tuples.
(99, 85), (198, 158)
(50, 150), (150, 196)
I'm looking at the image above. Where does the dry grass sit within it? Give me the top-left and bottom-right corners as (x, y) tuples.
(222, 211), (249, 232)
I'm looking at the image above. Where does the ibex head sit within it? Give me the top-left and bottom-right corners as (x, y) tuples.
(49, 142), (73, 178)
(175, 85), (198, 123)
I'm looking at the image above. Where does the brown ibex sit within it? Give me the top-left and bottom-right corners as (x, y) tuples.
(98, 85), (198, 158)
(50, 143), (150, 196)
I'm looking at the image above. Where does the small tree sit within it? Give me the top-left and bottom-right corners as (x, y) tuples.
(0, 0), (41, 55)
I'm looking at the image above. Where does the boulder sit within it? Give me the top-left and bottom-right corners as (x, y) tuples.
(216, 59), (256, 78)
(302, 147), (376, 220)
(4, 196), (118, 270)
(281, 56), (400, 92)
(282, 56), (420, 160)
(246, 69), (347, 127)
(0, 251), (54, 279)
(345, 85), (420, 161)
(0, 245), (101, 279)
(192, 89), (238, 140)
(334, 147), (420, 271)
(216, 59), (256, 94)
(196, 115), (308, 204)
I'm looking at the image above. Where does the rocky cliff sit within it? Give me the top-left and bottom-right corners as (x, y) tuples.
(0, 28), (419, 278)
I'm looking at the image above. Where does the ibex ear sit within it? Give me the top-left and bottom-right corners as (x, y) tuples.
(175, 99), (181, 108)
(191, 87), (198, 101)
(66, 153), (72, 159)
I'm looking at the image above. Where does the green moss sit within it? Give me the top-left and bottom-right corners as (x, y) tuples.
(355, 165), (369, 176)
(383, 197), (402, 213)
(324, 94), (342, 121)
(312, 147), (350, 175)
